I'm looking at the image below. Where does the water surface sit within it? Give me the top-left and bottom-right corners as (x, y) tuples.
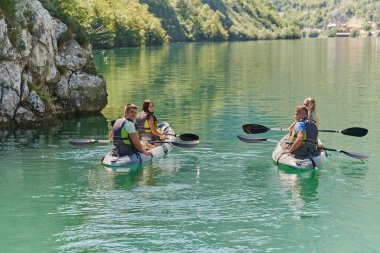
(1, 39), (380, 252)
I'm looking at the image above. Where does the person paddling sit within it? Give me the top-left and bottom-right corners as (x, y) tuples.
(282, 106), (319, 159)
(112, 103), (151, 157)
(136, 99), (166, 141)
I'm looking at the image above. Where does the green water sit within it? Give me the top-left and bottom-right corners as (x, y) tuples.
(1, 39), (380, 252)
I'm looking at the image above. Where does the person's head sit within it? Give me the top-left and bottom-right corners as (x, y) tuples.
(124, 103), (138, 120)
(293, 105), (308, 121)
(303, 97), (316, 111)
(142, 99), (154, 114)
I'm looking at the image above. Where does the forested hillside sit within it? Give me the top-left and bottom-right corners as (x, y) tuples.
(142, 0), (300, 41)
(36, 0), (380, 49)
(273, 0), (380, 30)
(39, 0), (299, 49)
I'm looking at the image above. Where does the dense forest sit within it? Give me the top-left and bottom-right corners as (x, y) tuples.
(38, 0), (299, 49)
(2, 0), (380, 50)
(274, 0), (380, 37)
(274, 0), (380, 28)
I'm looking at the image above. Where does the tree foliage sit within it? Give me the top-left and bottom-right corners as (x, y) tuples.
(39, 0), (301, 48)
(57, 0), (169, 48)
(273, 0), (380, 30)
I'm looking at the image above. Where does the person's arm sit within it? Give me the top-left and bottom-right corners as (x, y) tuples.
(130, 133), (151, 156)
(288, 121), (296, 133)
(108, 130), (113, 141)
(286, 131), (304, 154)
(148, 117), (165, 139)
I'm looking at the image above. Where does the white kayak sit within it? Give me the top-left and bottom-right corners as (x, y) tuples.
(101, 122), (176, 169)
(272, 134), (327, 170)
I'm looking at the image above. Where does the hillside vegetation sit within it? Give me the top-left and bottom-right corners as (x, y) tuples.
(38, 0), (299, 49)
(273, 0), (380, 30)
(6, 0), (378, 51)
(40, 0), (168, 48)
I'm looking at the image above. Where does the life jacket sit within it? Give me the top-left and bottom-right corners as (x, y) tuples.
(112, 118), (138, 156)
(136, 111), (158, 140)
(289, 119), (318, 159)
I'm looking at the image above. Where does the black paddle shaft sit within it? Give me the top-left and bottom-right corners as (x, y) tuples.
(243, 124), (368, 137)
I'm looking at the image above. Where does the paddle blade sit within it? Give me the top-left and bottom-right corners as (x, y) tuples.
(323, 147), (369, 160)
(178, 133), (199, 141)
(341, 127), (368, 137)
(148, 140), (199, 148)
(237, 134), (268, 143)
(242, 124), (270, 134)
(340, 150), (369, 160)
(69, 139), (98, 146)
(172, 140), (199, 148)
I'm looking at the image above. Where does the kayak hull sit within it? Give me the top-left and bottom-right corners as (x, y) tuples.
(272, 134), (327, 170)
(101, 122), (176, 169)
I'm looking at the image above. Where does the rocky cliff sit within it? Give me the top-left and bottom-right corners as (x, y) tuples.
(0, 0), (107, 129)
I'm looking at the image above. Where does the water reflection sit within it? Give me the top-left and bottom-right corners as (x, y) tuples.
(0, 115), (109, 152)
(277, 168), (320, 220)
(86, 154), (191, 192)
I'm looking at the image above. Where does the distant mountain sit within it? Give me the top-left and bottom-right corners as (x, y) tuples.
(273, 0), (380, 30)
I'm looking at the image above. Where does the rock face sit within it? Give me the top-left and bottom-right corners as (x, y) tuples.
(0, 0), (107, 129)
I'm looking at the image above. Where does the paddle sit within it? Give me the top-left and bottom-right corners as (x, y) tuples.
(148, 140), (199, 148)
(69, 139), (109, 146)
(167, 133), (199, 141)
(111, 119), (199, 141)
(69, 138), (199, 148)
(69, 132), (199, 148)
(236, 134), (369, 160)
(242, 124), (368, 137)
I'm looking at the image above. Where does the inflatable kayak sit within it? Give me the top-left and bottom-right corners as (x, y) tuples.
(101, 122), (176, 169)
(272, 134), (327, 170)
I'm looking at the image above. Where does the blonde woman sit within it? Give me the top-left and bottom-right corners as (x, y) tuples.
(303, 97), (319, 128)
(288, 97), (319, 134)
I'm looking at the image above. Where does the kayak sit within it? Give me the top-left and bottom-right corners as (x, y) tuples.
(272, 134), (327, 170)
(101, 122), (176, 169)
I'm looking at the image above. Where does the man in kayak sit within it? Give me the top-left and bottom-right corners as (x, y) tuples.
(281, 105), (318, 159)
(112, 103), (151, 157)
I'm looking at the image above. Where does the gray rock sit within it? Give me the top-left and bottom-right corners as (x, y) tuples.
(28, 90), (45, 114)
(52, 19), (68, 41)
(0, 61), (22, 95)
(54, 71), (107, 113)
(0, 19), (16, 60)
(14, 106), (38, 124)
(68, 71), (107, 111)
(0, 0), (107, 129)
(56, 40), (88, 70)
(0, 88), (19, 120)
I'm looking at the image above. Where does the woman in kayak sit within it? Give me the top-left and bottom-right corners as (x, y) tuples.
(288, 97), (319, 132)
(303, 97), (319, 127)
(136, 99), (166, 141)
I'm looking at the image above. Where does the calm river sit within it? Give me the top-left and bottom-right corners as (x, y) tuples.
(1, 39), (380, 252)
